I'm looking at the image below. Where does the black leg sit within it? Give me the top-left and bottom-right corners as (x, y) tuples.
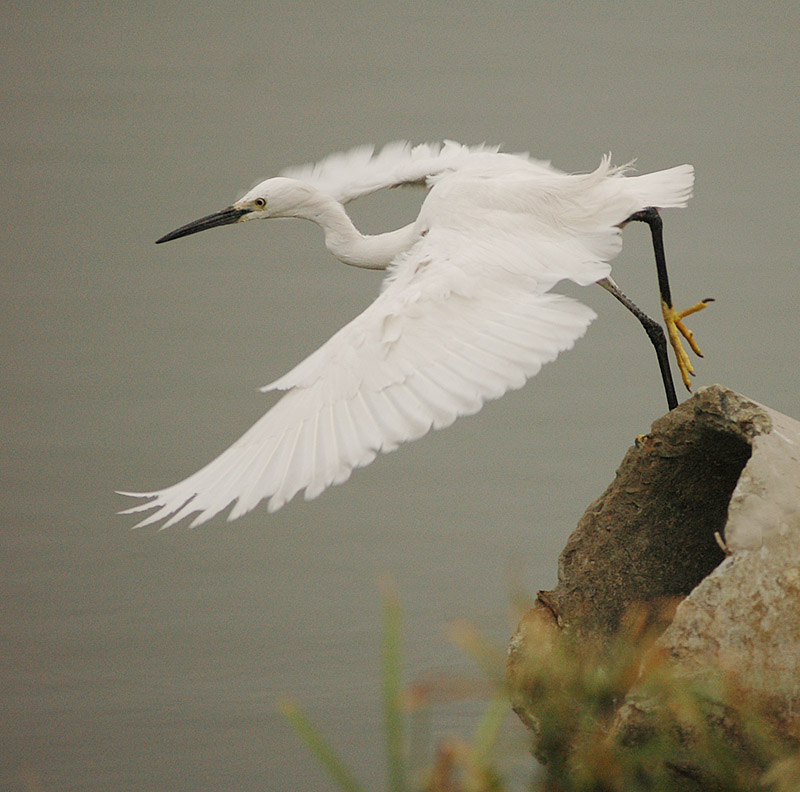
(598, 277), (678, 411)
(621, 207), (713, 392)
(623, 207), (673, 311)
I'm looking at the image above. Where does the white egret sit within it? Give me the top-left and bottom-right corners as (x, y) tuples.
(120, 141), (709, 528)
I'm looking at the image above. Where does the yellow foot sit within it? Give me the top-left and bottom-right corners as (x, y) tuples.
(662, 298), (714, 390)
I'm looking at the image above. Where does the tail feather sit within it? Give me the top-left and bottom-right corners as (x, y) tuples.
(630, 164), (694, 209)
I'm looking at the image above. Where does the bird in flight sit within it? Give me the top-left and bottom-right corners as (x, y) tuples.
(119, 141), (709, 527)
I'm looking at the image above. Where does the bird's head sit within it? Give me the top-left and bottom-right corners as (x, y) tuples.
(155, 177), (322, 244)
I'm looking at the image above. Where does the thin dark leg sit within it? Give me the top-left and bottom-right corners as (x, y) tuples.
(623, 207), (673, 310)
(621, 206), (713, 393)
(598, 277), (678, 411)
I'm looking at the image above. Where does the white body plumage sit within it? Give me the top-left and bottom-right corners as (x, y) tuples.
(120, 142), (694, 527)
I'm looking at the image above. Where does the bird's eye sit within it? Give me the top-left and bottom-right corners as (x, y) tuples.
(253, 198), (266, 209)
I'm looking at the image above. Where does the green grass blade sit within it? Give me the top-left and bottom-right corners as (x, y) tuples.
(471, 693), (509, 767)
(381, 584), (407, 792)
(278, 697), (367, 792)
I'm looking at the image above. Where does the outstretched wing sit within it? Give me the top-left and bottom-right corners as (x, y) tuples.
(279, 140), (505, 204)
(119, 227), (598, 528)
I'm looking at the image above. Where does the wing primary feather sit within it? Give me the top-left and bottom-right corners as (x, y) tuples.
(267, 423), (306, 513)
(352, 390), (390, 452)
(223, 424), (293, 521)
(332, 398), (371, 476)
(304, 404), (339, 499)
(382, 385), (434, 440)
(305, 409), (340, 501)
(403, 370), (462, 429)
(363, 389), (408, 446)
(186, 419), (289, 525)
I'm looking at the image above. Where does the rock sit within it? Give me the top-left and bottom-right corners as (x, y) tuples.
(508, 385), (800, 771)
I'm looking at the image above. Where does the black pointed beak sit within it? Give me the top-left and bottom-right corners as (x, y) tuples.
(156, 206), (250, 244)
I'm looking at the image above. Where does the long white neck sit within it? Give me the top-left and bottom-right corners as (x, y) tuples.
(301, 193), (420, 270)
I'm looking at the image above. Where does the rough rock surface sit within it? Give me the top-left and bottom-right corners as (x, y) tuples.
(508, 385), (800, 755)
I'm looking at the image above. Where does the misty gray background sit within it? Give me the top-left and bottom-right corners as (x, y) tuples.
(3, 3), (798, 790)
